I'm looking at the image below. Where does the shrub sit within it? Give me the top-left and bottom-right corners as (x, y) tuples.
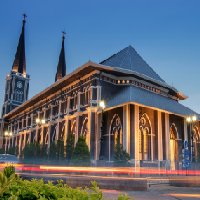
(48, 141), (57, 160)
(113, 139), (131, 167)
(0, 167), (133, 200)
(57, 138), (64, 160)
(0, 147), (5, 154)
(65, 133), (75, 161)
(7, 147), (15, 155)
(70, 135), (91, 166)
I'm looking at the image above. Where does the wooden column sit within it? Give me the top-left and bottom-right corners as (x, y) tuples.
(47, 121), (54, 149)
(87, 107), (98, 159)
(123, 104), (130, 154)
(158, 111), (163, 161)
(184, 118), (188, 142)
(165, 113), (170, 160)
(96, 111), (101, 160)
(134, 105), (140, 167)
(55, 120), (62, 144)
(64, 115), (71, 146)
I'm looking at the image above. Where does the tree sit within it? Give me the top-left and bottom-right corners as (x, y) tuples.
(65, 133), (75, 161)
(70, 135), (91, 166)
(40, 142), (47, 159)
(0, 147), (5, 154)
(48, 141), (57, 160)
(57, 138), (64, 160)
(113, 139), (131, 167)
(7, 147), (15, 155)
(15, 146), (19, 157)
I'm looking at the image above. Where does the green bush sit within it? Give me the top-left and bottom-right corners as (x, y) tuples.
(0, 147), (5, 154)
(70, 135), (91, 166)
(113, 139), (131, 167)
(65, 133), (75, 161)
(0, 166), (133, 200)
(57, 138), (64, 160)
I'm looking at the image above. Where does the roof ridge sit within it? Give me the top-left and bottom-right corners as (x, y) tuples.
(119, 46), (129, 68)
(128, 46), (165, 82)
(99, 46), (129, 64)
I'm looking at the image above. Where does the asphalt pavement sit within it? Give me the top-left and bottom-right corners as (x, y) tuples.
(98, 184), (200, 200)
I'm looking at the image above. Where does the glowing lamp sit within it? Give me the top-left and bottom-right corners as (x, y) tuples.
(187, 117), (191, 122)
(36, 118), (40, 123)
(100, 101), (105, 109)
(5, 132), (8, 136)
(41, 119), (45, 124)
(192, 116), (197, 121)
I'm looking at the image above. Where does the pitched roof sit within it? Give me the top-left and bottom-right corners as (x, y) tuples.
(55, 36), (66, 82)
(106, 86), (200, 119)
(100, 45), (165, 83)
(12, 20), (26, 74)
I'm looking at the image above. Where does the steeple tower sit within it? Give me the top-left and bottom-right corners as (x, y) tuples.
(1, 14), (30, 117)
(55, 31), (66, 82)
(12, 14), (27, 74)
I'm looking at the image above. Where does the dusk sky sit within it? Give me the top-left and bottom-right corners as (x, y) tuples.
(0, 0), (200, 114)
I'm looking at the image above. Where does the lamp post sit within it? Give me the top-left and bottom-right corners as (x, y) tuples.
(99, 101), (105, 160)
(187, 116), (197, 162)
(36, 118), (45, 127)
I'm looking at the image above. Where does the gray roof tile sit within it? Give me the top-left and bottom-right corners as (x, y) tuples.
(100, 45), (165, 83)
(106, 86), (200, 119)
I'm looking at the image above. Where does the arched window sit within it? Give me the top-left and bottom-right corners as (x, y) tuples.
(71, 120), (76, 146)
(139, 113), (152, 161)
(81, 118), (89, 146)
(109, 114), (123, 161)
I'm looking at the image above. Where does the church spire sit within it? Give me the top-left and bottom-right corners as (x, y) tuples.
(12, 14), (27, 74)
(55, 31), (66, 82)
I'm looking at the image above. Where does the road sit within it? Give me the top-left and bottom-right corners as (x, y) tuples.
(99, 184), (200, 200)
(18, 172), (200, 200)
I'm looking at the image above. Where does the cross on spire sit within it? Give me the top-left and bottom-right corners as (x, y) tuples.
(22, 13), (27, 25)
(62, 31), (66, 40)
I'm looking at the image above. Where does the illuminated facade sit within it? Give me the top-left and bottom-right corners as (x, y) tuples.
(1, 19), (200, 169)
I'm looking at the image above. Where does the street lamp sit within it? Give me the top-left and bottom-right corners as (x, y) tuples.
(4, 131), (12, 137)
(36, 118), (45, 127)
(99, 101), (105, 160)
(187, 115), (197, 162)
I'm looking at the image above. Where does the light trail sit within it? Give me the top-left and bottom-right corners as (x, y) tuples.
(1, 163), (200, 177)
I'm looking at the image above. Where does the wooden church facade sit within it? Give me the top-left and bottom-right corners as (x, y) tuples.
(1, 17), (200, 169)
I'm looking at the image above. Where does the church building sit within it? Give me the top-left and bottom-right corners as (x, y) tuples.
(1, 16), (200, 169)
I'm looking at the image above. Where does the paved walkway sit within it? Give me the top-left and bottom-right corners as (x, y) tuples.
(99, 184), (200, 200)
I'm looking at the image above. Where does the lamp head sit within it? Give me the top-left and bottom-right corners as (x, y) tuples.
(36, 118), (40, 123)
(192, 116), (197, 121)
(187, 117), (191, 122)
(100, 101), (105, 109)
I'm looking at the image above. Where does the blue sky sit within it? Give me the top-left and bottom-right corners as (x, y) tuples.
(0, 0), (200, 113)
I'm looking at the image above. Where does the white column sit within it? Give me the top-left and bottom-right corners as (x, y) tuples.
(64, 116), (70, 146)
(165, 113), (170, 160)
(55, 120), (62, 143)
(134, 105), (140, 167)
(96, 112), (102, 160)
(123, 104), (130, 154)
(184, 118), (188, 142)
(158, 111), (163, 161)
(87, 110), (92, 151)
